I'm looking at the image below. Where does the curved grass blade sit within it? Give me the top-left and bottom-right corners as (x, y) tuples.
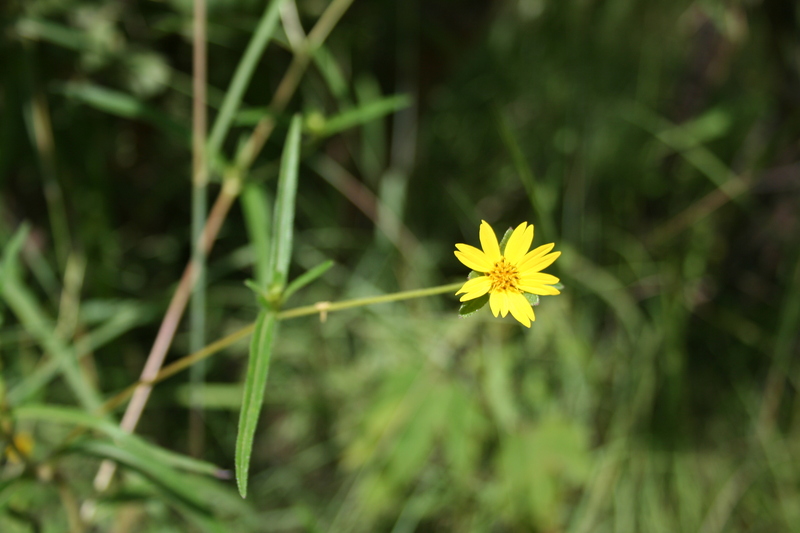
(312, 94), (412, 138)
(14, 404), (224, 477)
(1, 226), (103, 411)
(58, 82), (189, 143)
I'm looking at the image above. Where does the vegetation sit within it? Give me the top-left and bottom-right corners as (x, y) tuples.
(2, 0), (800, 531)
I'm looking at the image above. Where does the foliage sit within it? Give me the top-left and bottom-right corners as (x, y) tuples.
(2, 0), (800, 531)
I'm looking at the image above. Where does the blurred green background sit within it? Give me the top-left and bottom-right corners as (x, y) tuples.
(2, 0), (800, 531)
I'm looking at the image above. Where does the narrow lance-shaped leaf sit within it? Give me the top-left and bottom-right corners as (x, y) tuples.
(311, 94), (412, 138)
(241, 183), (272, 288)
(282, 259), (334, 303)
(236, 117), (302, 497)
(265, 114), (303, 291)
(235, 310), (278, 497)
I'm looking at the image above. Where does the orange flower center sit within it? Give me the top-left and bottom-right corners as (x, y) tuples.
(489, 258), (520, 293)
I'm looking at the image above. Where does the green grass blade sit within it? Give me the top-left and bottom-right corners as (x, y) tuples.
(313, 94), (412, 138)
(72, 439), (213, 512)
(235, 309), (278, 498)
(241, 183), (272, 288)
(282, 259), (334, 302)
(266, 114), (303, 290)
(206, 0), (287, 169)
(313, 45), (350, 102)
(7, 302), (155, 405)
(57, 82), (190, 143)
(14, 404), (225, 477)
(495, 108), (553, 240)
(0, 226), (103, 412)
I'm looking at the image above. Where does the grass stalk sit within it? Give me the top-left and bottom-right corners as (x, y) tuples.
(189, 0), (209, 459)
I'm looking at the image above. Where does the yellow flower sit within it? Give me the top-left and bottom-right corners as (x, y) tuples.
(455, 220), (561, 327)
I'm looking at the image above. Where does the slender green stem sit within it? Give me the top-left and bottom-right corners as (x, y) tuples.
(98, 283), (462, 415)
(277, 282), (462, 319)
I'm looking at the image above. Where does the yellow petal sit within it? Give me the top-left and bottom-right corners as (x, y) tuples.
(519, 283), (560, 296)
(519, 251), (561, 275)
(489, 291), (503, 317)
(479, 220), (501, 261)
(498, 291), (510, 317)
(520, 272), (560, 286)
(454, 244), (493, 272)
(508, 292), (534, 327)
(504, 222), (533, 264)
(456, 276), (492, 301)
(518, 243), (555, 270)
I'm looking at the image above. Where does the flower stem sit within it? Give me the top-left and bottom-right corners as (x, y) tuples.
(98, 282), (462, 415)
(277, 282), (462, 319)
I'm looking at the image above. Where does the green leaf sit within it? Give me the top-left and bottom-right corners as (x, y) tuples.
(265, 115), (303, 291)
(310, 94), (412, 138)
(459, 293), (490, 317)
(312, 45), (349, 102)
(8, 301), (155, 405)
(206, 0), (287, 169)
(241, 183), (272, 288)
(14, 405), (224, 478)
(71, 439), (212, 513)
(0, 226), (103, 411)
(282, 260), (335, 302)
(524, 293), (540, 306)
(498, 226), (514, 255)
(57, 82), (189, 143)
(235, 310), (278, 498)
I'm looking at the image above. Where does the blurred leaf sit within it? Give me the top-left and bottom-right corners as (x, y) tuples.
(282, 260), (334, 302)
(265, 114), (302, 291)
(235, 310), (278, 498)
(354, 75), (387, 180)
(58, 82), (189, 142)
(0, 225), (103, 411)
(233, 107), (273, 126)
(313, 45), (350, 102)
(443, 383), (488, 481)
(310, 95), (412, 138)
(241, 183), (272, 288)
(174, 383), (245, 410)
(7, 301), (156, 405)
(16, 17), (91, 51)
(14, 405), (225, 477)
(496, 416), (590, 527)
(71, 439), (214, 515)
(207, 0), (287, 169)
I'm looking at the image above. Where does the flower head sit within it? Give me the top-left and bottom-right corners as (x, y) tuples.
(455, 220), (561, 327)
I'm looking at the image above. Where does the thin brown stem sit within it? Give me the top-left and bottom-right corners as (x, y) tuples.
(189, 0), (209, 459)
(93, 186), (237, 491)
